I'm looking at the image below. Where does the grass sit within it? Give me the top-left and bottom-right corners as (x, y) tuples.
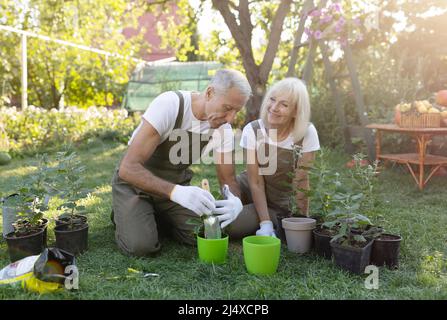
(0, 139), (446, 299)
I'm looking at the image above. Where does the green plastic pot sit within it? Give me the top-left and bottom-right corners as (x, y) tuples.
(197, 234), (229, 264)
(243, 235), (281, 275)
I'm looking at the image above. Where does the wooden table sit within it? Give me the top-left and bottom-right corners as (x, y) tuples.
(366, 124), (447, 190)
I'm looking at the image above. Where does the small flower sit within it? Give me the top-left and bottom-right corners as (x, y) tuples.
(337, 17), (346, 26)
(335, 24), (343, 33)
(314, 30), (323, 40)
(331, 3), (341, 13)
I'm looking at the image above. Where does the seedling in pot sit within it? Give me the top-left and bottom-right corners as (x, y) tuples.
(54, 150), (90, 230)
(8, 154), (53, 236)
(186, 179), (225, 239)
(323, 191), (372, 247)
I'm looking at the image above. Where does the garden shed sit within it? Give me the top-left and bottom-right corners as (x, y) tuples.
(121, 61), (222, 112)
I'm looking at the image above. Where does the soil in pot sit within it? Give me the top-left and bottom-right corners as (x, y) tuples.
(5, 227), (46, 262)
(331, 239), (374, 275)
(313, 227), (334, 259)
(371, 233), (402, 269)
(55, 215), (87, 226)
(282, 218), (316, 254)
(54, 222), (89, 255)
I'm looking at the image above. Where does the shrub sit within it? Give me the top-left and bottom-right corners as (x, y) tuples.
(1, 105), (139, 157)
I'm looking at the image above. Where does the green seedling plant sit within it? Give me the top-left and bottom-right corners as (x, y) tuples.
(323, 175), (373, 247)
(54, 150), (90, 230)
(348, 153), (380, 215)
(186, 189), (224, 239)
(9, 154), (53, 236)
(289, 148), (344, 225)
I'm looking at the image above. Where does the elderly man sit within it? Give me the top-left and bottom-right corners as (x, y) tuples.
(111, 69), (252, 256)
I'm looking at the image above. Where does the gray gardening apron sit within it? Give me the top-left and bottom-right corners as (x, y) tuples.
(111, 91), (213, 255)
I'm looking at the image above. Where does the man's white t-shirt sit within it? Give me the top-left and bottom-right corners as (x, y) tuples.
(129, 91), (234, 153)
(240, 119), (320, 152)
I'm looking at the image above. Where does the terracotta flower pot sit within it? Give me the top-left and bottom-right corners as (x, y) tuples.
(282, 218), (316, 254)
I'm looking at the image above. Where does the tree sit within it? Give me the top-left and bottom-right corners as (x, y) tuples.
(0, 0), (151, 109)
(211, 0), (293, 122)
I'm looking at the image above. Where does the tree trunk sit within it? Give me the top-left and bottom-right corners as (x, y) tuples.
(343, 43), (375, 160)
(211, 0), (292, 123)
(287, 0), (315, 77)
(320, 41), (354, 153)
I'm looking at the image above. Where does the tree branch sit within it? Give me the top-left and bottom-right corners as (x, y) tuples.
(287, 0), (315, 76)
(211, 0), (258, 84)
(238, 0), (253, 48)
(259, 0), (293, 83)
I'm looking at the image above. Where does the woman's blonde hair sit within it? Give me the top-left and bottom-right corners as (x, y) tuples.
(259, 77), (311, 142)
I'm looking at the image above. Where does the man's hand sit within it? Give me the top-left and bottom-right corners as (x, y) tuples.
(170, 185), (216, 216)
(212, 184), (243, 229)
(256, 220), (277, 237)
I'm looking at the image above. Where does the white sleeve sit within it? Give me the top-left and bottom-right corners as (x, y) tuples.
(212, 123), (235, 153)
(239, 123), (257, 150)
(141, 91), (179, 140)
(302, 124), (320, 153)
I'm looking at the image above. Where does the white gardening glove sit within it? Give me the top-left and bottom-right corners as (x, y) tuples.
(170, 185), (216, 216)
(256, 220), (277, 237)
(212, 184), (243, 229)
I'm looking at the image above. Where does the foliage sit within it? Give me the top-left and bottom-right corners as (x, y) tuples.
(324, 209), (372, 246)
(320, 153), (379, 246)
(0, 0), (150, 109)
(290, 148), (342, 222)
(347, 153), (379, 215)
(53, 150), (90, 229)
(7, 154), (53, 236)
(305, 1), (365, 47)
(1, 105), (139, 157)
(1, 143), (447, 299)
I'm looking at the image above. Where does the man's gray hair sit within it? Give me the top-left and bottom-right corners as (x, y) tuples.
(209, 69), (252, 98)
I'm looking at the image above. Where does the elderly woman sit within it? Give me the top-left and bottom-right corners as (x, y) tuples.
(228, 78), (320, 240)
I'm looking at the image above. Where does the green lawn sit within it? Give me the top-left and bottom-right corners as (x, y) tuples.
(0, 140), (446, 299)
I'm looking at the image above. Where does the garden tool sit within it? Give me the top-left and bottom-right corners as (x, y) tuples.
(201, 179), (221, 239)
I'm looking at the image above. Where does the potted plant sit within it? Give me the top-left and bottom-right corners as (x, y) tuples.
(3, 154), (53, 262)
(4, 187), (49, 262)
(281, 217), (316, 254)
(187, 180), (229, 264)
(325, 207), (374, 275)
(295, 149), (342, 258)
(53, 151), (89, 255)
(363, 226), (403, 269)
